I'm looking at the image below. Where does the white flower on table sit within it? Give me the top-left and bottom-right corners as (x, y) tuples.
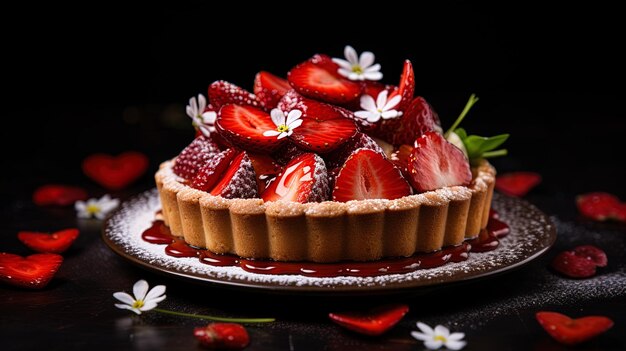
(186, 94), (217, 136)
(354, 90), (402, 123)
(333, 45), (383, 81)
(113, 279), (166, 315)
(263, 108), (303, 140)
(75, 194), (119, 220)
(411, 322), (467, 350)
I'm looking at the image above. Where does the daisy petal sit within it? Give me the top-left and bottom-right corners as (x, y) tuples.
(144, 285), (166, 302)
(186, 105), (195, 119)
(270, 108), (284, 127)
(448, 332), (465, 341)
(366, 113), (382, 123)
(424, 339), (444, 350)
(445, 340), (467, 350)
(75, 201), (86, 211)
(94, 211), (106, 220)
(376, 90), (389, 109)
(277, 132), (288, 140)
(344, 45), (358, 65)
(338, 68), (353, 78)
(434, 325), (450, 338)
(286, 109), (302, 125)
(417, 322), (434, 335)
(133, 280), (149, 301)
(263, 130), (281, 137)
(332, 58), (353, 70)
(384, 95), (402, 110)
(381, 110), (399, 119)
(202, 111), (216, 124)
(139, 301), (158, 312)
(359, 51), (375, 68)
(115, 304), (137, 312)
(149, 294), (166, 304)
(363, 71), (383, 81)
(354, 111), (372, 119)
(364, 63), (381, 73)
(360, 95), (377, 111)
(349, 72), (363, 81)
(288, 118), (303, 130)
(188, 97), (198, 116)
(410, 331), (430, 341)
(113, 292), (135, 305)
(197, 94), (206, 112)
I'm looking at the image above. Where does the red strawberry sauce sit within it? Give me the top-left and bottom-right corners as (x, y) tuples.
(142, 210), (509, 278)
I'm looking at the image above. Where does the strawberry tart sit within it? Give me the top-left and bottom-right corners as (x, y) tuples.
(155, 46), (508, 263)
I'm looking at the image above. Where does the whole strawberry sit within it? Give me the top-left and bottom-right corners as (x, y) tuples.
(194, 323), (249, 349)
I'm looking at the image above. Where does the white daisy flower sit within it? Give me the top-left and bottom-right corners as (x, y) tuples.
(411, 322), (466, 350)
(263, 108), (303, 140)
(354, 90), (402, 123)
(333, 45), (383, 81)
(113, 279), (166, 315)
(75, 194), (119, 220)
(186, 94), (217, 136)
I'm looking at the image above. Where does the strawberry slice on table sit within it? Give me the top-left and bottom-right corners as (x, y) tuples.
(262, 153), (330, 203)
(216, 104), (285, 153)
(495, 172), (542, 197)
(32, 185), (87, 206)
(17, 228), (79, 254)
(194, 323), (249, 349)
(278, 90), (357, 153)
(191, 148), (238, 191)
(254, 71), (291, 109)
(173, 135), (221, 180)
(208, 80), (263, 110)
(408, 132), (472, 193)
(248, 153), (282, 193)
(288, 54), (361, 105)
(551, 245), (607, 278)
(333, 149), (411, 202)
(536, 311), (614, 345)
(576, 192), (626, 222)
(329, 304), (409, 336)
(209, 152), (258, 199)
(389, 60), (415, 112)
(375, 96), (442, 146)
(0, 253), (63, 289)
(82, 151), (149, 191)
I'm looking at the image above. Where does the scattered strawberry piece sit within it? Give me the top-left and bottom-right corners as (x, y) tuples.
(576, 192), (626, 222)
(278, 91), (357, 153)
(191, 149), (238, 191)
(17, 229), (79, 254)
(407, 132), (472, 192)
(253, 71), (291, 109)
(551, 245), (607, 278)
(536, 311), (614, 345)
(262, 153), (330, 203)
(328, 304), (409, 336)
(216, 104), (284, 153)
(288, 54), (361, 105)
(32, 185), (87, 206)
(325, 132), (386, 171)
(333, 149), (411, 202)
(0, 253), (63, 289)
(173, 136), (221, 180)
(82, 151), (149, 190)
(248, 153), (282, 193)
(210, 152), (258, 199)
(375, 96), (442, 146)
(495, 172), (542, 197)
(194, 323), (249, 349)
(390, 144), (414, 179)
(208, 80), (263, 110)
(389, 60), (415, 112)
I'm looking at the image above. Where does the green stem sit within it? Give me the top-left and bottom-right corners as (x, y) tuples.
(152, 308), (275, 324)
(482, 149), (508, 158)
(445, 94), (479, 138)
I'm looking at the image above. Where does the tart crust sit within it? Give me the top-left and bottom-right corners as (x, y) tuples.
(155, 160), (496, 262)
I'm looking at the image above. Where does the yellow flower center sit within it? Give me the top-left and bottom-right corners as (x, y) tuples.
(434, 335), (447, 343)
(86, 204), (101, 215)
(277, 124), (290, 133)
(352, 65), (363, 74)
(132, 300), (144, 309)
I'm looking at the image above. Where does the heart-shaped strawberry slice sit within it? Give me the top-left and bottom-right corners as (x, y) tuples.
(216, 104), (285, 153)
(495, 172), (542, 197)
(18, 228), (79, 254)
(0, 253), (63, 289)
(576, 192), (626, 222)
(329, 304), (409, 336)
(82, 151), (149, 190)
(536, 311), (613, 345)
(551, 245), (607, 278)
(32, 185), (87, 206)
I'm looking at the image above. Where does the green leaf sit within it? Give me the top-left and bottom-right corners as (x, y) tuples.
(479, 134), (509, 154)
(458, 133), (510, 163)
(454, 128), (468, 140)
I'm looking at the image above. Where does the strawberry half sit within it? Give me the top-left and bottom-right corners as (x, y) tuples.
(390, 144), (414, 179)
(32, 185), (87, 206)
(576, 192), (626, 222)
(333, 149), (411, 202)
(278, 90), (357, 153)
(248, 153), (282, 193)
(408, 132), (472, 193)
(191, 148), (238, 191)
(325, 132), (386, 171)
(254, 71), (291, 109)
(536, 312), (614, 345)
(376, 96), (442, 146)
(173, 135), (221, 180)
(262, 153), (330, 203)
(495, 172), (542, 197)
(389, 60), (415, 112)
(193, 323), (249, 349)
(288, 54), (361, 105)
(216, 104), (285, 153)
(17, 228), (79, 254)
(0, 253), (63, 289)
(209, 152), (259, 199)
(329, 304), (409, 336)
(208, 80), (263, 110)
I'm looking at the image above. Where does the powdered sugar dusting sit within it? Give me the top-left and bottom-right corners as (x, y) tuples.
(104, 191), (555, 291)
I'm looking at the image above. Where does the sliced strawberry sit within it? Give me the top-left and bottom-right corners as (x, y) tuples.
(495, 172), (542, 197)
(191, 148), (238, 191)
(173, 135), (221, 179)
(207, 80), (263, 110)
(389, 60), (415, 112)
(375, 96), (442, 146)
(82, 152), (149, 190)
(278, 91), (357, 153)
(216, 104), (285, 153)
(288, 55), (361, 105)
(333, 149), (411, 202)
(17, 229), (79, 254)
(272, 142), (308, 165)
(209, 152), (258, 199)
(407, 132), (472, 193)
(262, 153), (330, 203)
(253, 71), (291, 109)
(536, 312), (614, 346)
(325, 132), (385, 171)
(573, 245), (608, 267)
(194, 323), (249, 349)
(551, 251), (597, 278)
(329, 304), (409, 336)
(32, 185), (87, 206)
(576, 192), (626, 222)
(0, 253), (63, 289)
(390, 144), (414, 179)
(248, 153), (282, 193)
